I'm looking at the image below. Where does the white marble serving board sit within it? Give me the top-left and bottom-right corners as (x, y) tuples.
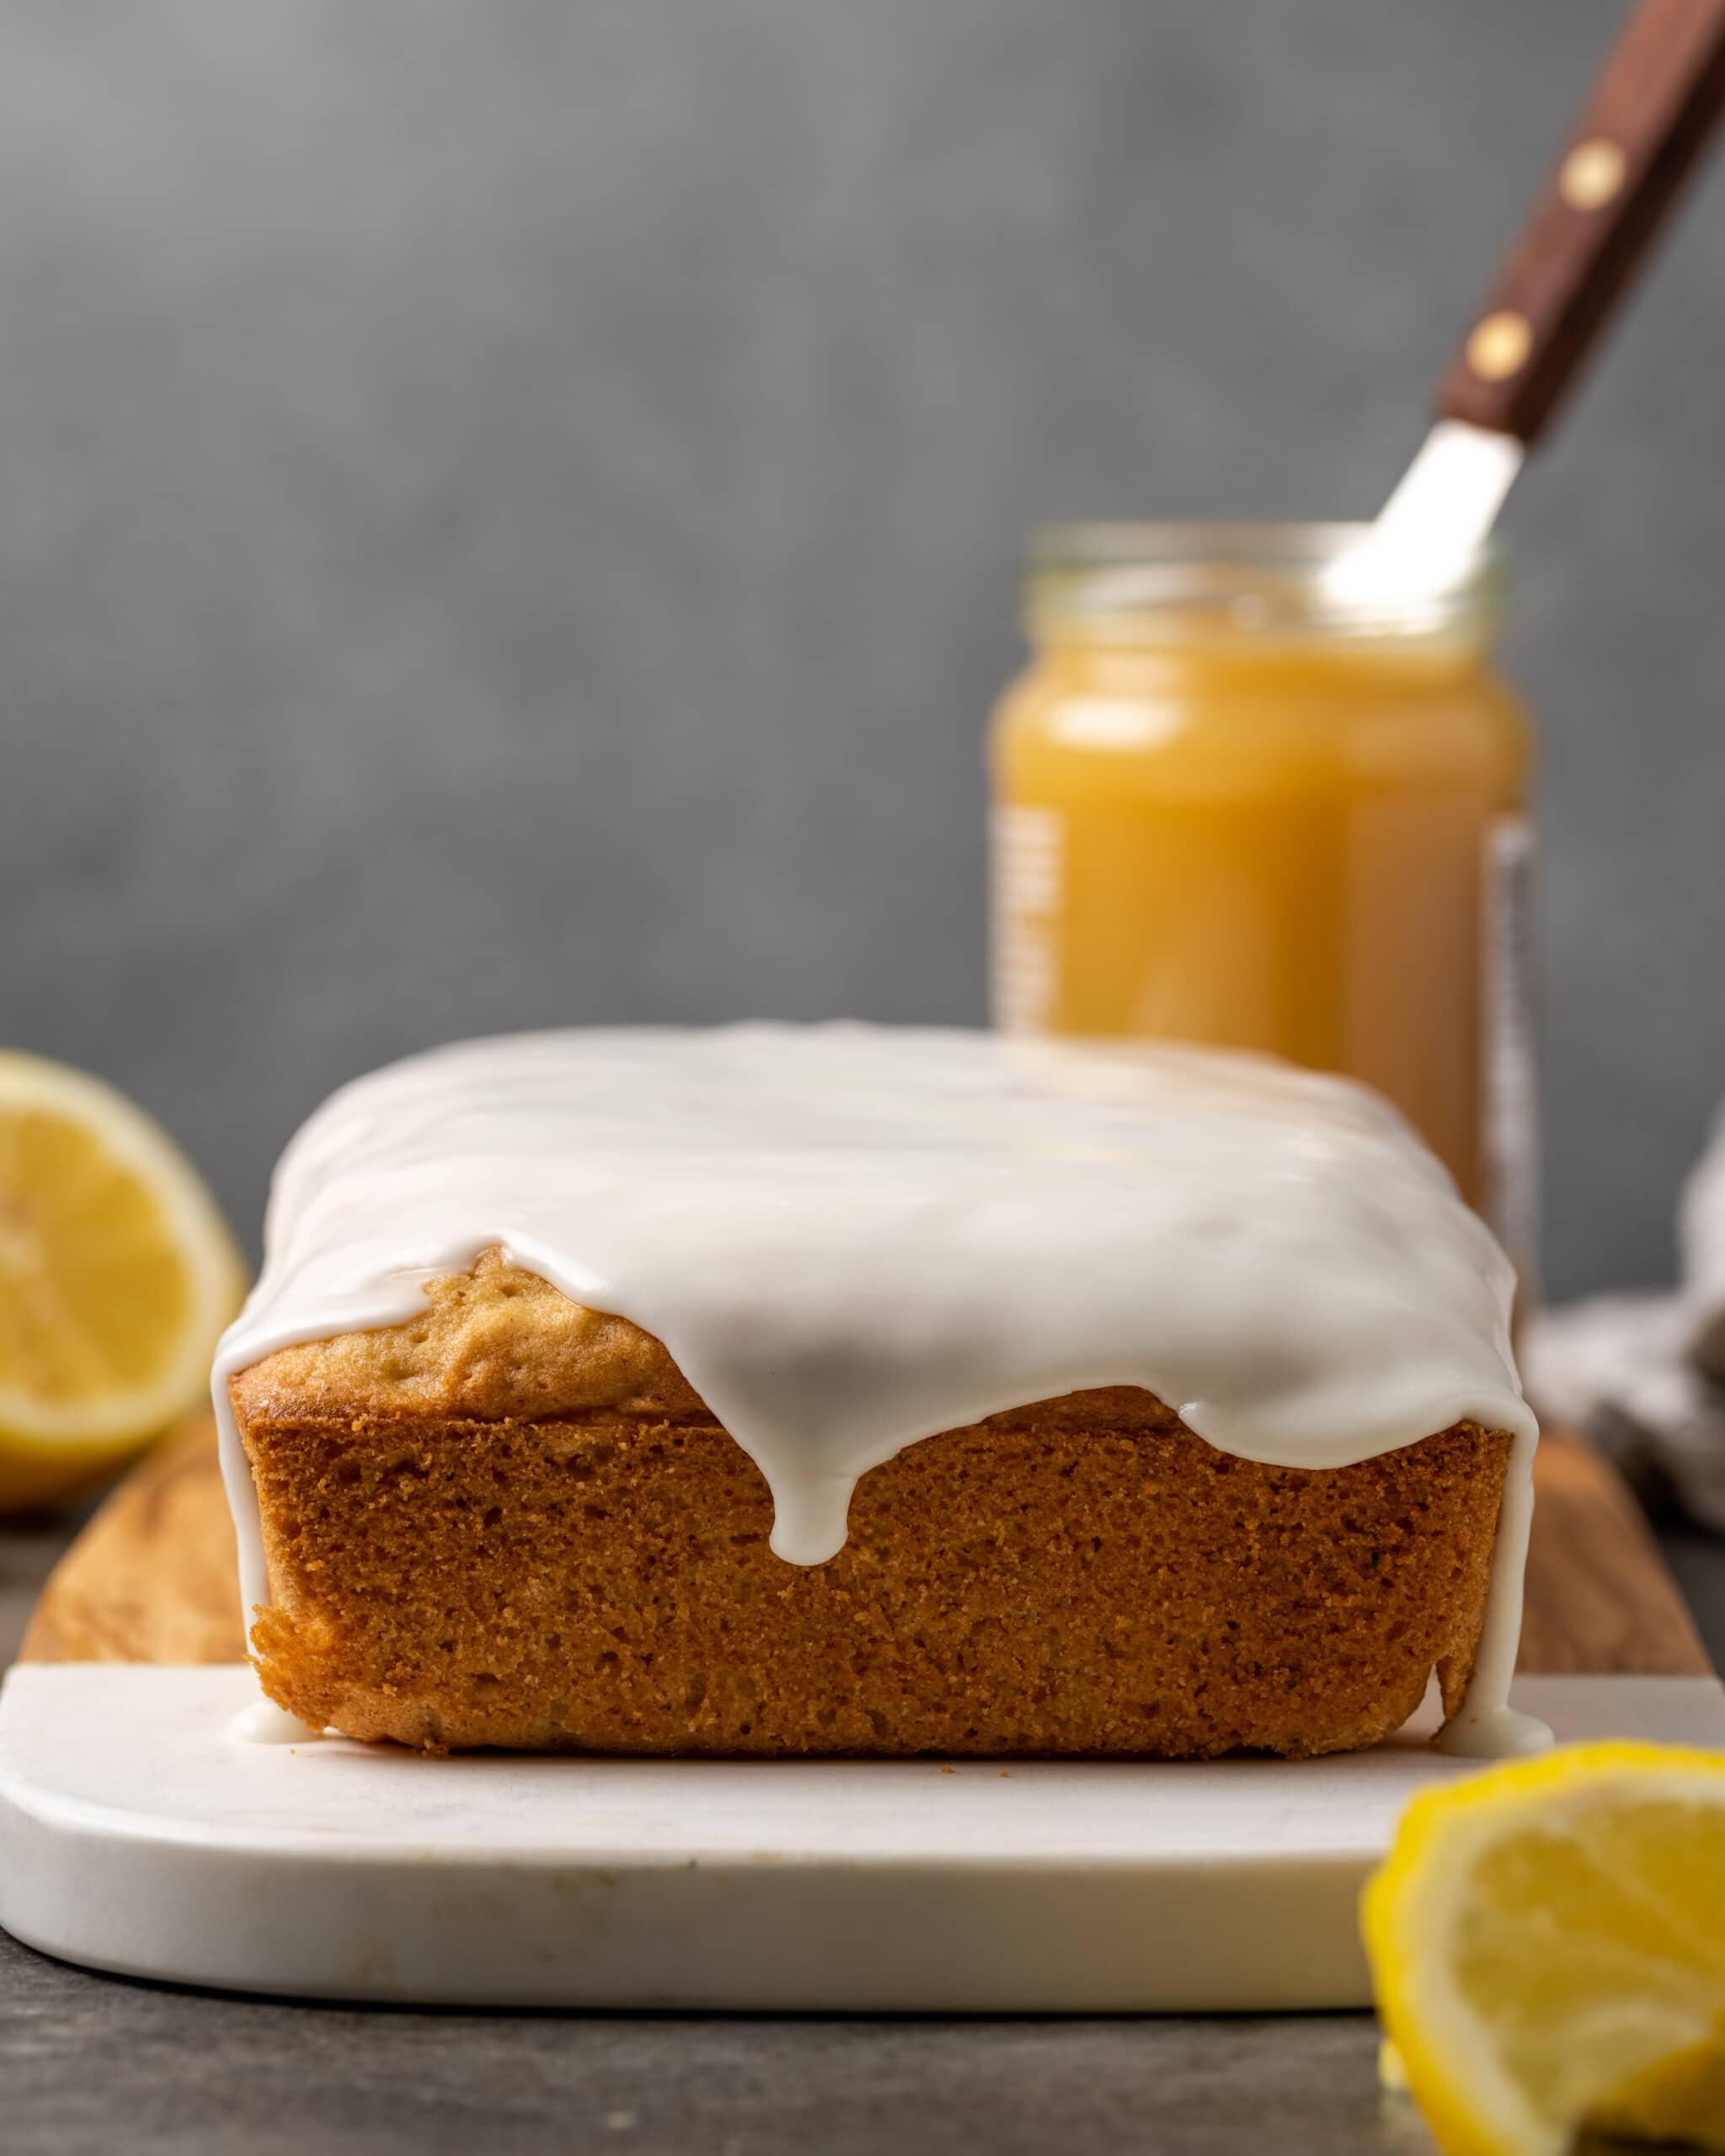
(2, 1665), (1721, 2011)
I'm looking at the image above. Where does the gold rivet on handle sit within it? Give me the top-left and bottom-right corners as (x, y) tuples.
(1559, 137), (1626, 210)
(1466, 311), (1534, 382)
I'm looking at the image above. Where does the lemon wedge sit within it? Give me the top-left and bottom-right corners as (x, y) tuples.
(1363, 1740), (1725, 2156)
(0, 1050), (246, 1508)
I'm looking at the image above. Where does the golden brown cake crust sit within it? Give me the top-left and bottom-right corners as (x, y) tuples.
(232, 1253), (1514, 1760)
(228, 1250), (703, 1425)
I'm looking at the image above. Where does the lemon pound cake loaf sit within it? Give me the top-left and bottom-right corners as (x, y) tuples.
(216, 1026), (1542, 1761)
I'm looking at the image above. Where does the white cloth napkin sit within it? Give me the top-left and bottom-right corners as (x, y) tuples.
(1523, 1107), (1725, 1532)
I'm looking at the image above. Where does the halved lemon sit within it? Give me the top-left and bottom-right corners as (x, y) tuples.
(1363, 1741), (1725, 2156)
(0, 1050), (246, 1508)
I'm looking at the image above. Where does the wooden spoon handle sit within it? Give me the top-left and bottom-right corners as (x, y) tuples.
(1439, 0), (1725, 445)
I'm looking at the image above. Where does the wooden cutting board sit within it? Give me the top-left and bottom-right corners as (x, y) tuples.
(16, 1413), (1715, 1676)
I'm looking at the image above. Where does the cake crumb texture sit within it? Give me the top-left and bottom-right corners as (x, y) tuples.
(233, 1255), (1513, 1759)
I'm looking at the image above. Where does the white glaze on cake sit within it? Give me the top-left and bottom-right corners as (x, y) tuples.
(214, 1024), (1545, 1758)
(229, 1699), (324, 1745)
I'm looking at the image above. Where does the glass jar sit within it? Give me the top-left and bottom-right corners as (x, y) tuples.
(989, 522), (1536, 1255)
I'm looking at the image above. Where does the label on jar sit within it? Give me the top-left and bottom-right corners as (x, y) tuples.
(991, 803), (1065, 1034)
(1481, 816), (1541, 1285)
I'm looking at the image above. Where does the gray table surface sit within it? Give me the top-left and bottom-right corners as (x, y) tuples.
(2, 1512), (1722, 2156)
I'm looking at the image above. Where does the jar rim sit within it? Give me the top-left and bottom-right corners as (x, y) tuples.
(1028, 521), (1505, 641)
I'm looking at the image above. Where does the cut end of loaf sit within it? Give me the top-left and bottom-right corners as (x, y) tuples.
(231, 1258), (1511, 1759)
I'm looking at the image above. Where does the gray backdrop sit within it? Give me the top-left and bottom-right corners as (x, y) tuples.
(2, 0), (1722, 1298)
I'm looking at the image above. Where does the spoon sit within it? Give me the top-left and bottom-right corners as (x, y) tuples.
(1329, 0), (1725, 611)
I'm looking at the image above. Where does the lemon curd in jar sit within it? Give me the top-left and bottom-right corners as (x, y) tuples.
(990, 525), (1535, 1244)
